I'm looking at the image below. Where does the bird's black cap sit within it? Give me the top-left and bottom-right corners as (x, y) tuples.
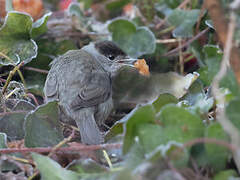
(94, 41), (126, 59)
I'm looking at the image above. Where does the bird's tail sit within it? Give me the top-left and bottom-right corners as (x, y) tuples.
(74, 109), (104, 145)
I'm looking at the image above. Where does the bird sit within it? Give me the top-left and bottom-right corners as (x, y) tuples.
(44, 40), (136, 145)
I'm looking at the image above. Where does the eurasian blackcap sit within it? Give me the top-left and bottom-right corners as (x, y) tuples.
(44, 40), (136, 145)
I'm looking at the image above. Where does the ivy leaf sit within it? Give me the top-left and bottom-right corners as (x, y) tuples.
(146, 142), (189, 168)
(157, 105), (204, 143)
(32, 153), (80, 180)
(198, 45), (222, 86)
(123, 105), (156, 154)
(0, 133), (7, 148)
(68, 3), (85, 21)
(226, 98), (240, 131)
(68, 3), (91, 31)
(68, 159), (107, 174)
(106, 0), (130, 11)
(108, 19), (156, 58)
(31, 12), (52, 39)
(205, 123), (230, 172)
(0, 12), (37, 65)
(24, 101), (64, 147)
(0, 100), (35, 141)
(153, 93), (178, 113)
(138, 105), (204, 153)
(167, 9), (200, 38)
(213, 170), (238, 180)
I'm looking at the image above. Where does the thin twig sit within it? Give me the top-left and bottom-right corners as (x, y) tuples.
(0, 52), (13, 62)
(1, 62), (24, 94)
(0, 110), (29, 116)
(162, 28), (210, 57)
(9, 155), (35, 166)
(48, 130), (75, 157)
(211, 11), (240, 172)
(16, 68), (27, 89)
(195, 4), (206, 34)
(204, 0), (240, 84)
(156, 39), (179, 44)
(26, 93), (39, 106)
(0, 52), (27, 89)
(0, 78), (7, 83)
(178, 38), (184, 74)
(158, 26), (175, 35)
(0, 143), (122, 154)
(183, 137), (236, 152)
(103, 150), (113, 169)
(24, 67), (49, 74)
(5, 88), (20, 99)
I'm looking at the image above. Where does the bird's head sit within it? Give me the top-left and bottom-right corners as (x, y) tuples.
(82, 40), (137, 74)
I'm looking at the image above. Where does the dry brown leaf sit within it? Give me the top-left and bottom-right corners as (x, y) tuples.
(134, 59), (150, 76)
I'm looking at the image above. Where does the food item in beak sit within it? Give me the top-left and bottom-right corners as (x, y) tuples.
(134, 59), (150, 76)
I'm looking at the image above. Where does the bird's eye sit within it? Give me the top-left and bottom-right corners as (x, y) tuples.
(108, 55), (115, 60)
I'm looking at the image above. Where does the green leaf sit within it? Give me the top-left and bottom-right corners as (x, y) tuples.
(165, 0), (183, 9)
(213, 170), (238, 180)
(79, 0), (93, 9)
(32, 153), (80, 180)
(68, 3), (90, 31)
(68, 159), (107, 174)
(167, 9), (200, 37)
(108, 19), (156, 58)
(205, 123), (230, 171)
(24, 101), (64, 147)
(146, 142), (189, 168)
(157, 105), (204, 143)
(198, 45), (222, 86)
(0, 12), (37, 65)
(31, 12), (52, 39)
(124, 142), (146, 169)
(25, 73), (46, 96)
(105, 122), (123, 141)
(182, 81), (204, 105)
(0, 100), (35, 141)
(183, 81), (214, 115)
(220, 69), (240, 97)
(153, 93), (178, 113)
(106, 0), (130, 11)
(123, 105), (156, 154)
(68, 3), (85, 20)
(137, 124), (164, 152)
(0, 133), (7, 148)
(226, 98), (240, 131)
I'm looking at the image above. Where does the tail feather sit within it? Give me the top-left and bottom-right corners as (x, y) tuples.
(74, 109), (104, 145)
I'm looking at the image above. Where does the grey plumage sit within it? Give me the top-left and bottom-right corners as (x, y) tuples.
(44, 41), (131, 145)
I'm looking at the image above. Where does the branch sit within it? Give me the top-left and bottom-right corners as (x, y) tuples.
(204, 0), (240, 84)
(211, 10), (240, 172)
(0, 143), (122, 154)
(162, 28), (210, 57)
(183, 137), (236, 152)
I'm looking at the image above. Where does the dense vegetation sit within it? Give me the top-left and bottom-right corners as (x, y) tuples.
(0, 0), (240, 179)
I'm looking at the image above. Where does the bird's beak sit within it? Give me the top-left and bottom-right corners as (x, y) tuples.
(117, 57), (138, 67)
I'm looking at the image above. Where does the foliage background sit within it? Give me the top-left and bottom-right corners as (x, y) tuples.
(0, 0), (240, 179)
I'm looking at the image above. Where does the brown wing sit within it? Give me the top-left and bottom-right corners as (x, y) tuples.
(70, 72), (111, 110)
